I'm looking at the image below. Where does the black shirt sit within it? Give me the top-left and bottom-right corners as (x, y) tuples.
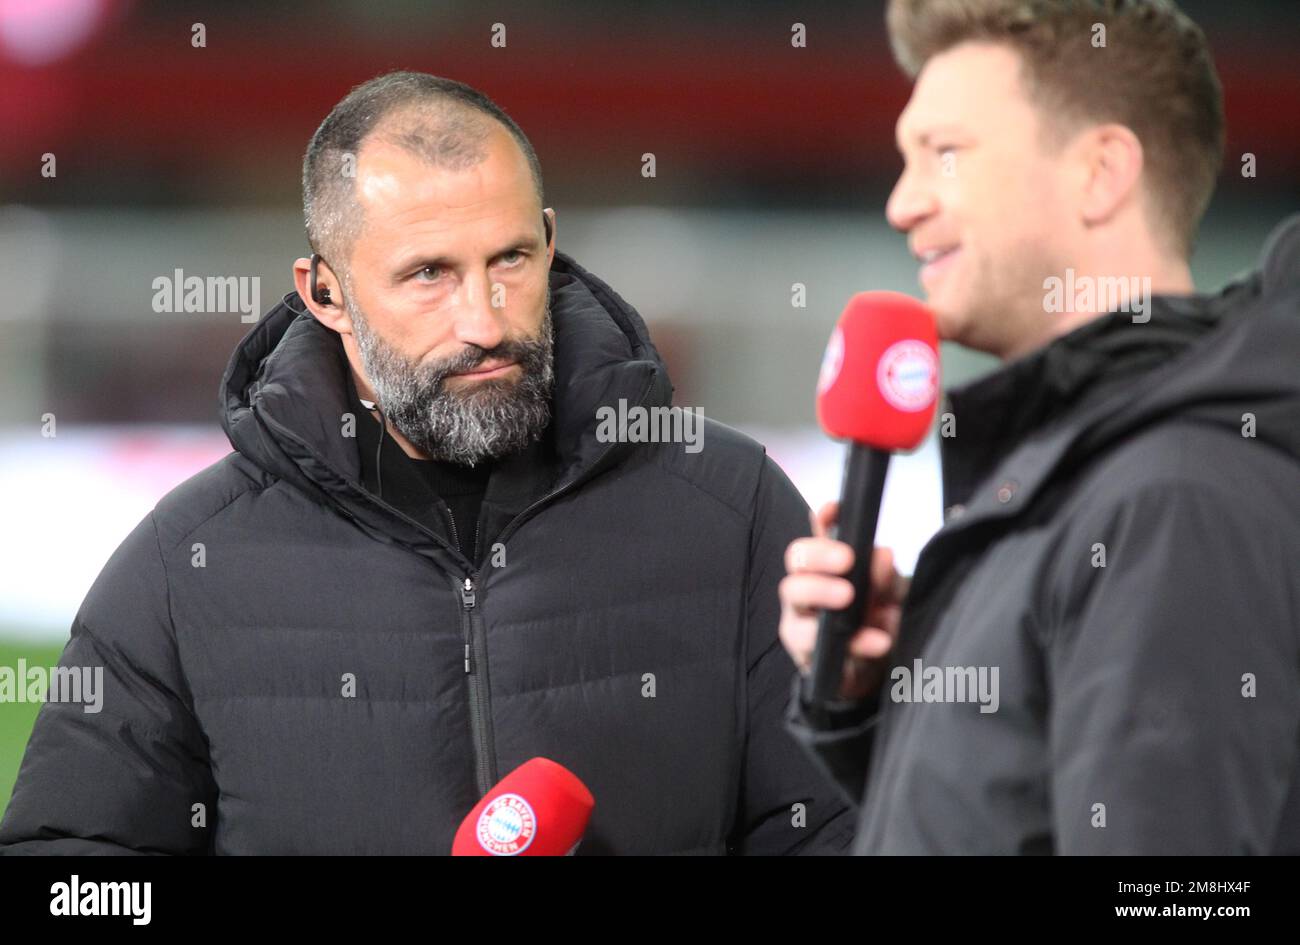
(413, 456), (492, 561)
(346, 370), (490, 561)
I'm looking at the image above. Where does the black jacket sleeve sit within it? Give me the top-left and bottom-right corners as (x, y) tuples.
(784, 680), (879, 809)
(1045, 481), (1300, 854)
(728, 456), (857, 855)
(0, 512), (218, 855)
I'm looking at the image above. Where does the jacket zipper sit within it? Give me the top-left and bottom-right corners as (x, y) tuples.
(442, 499), (503, 797)
(448, 445), (626, 801)
(442, 503), (461, 557)
(449, 378), (655, 797)
(377, 372), (655, 800)
(459, 574), (496, 796)
(443, 505), (495, 795)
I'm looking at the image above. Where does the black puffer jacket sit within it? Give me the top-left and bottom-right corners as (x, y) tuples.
(0, 252), (854, 855)
(788, 216), (1300, 854)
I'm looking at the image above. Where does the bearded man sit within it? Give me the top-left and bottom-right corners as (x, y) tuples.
(0, 72), (854, 856)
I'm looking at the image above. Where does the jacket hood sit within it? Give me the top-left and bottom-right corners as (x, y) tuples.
(219, 251), (672, 556)
(1081, 213), (1300, 462)
(942, 213), (1300, 528)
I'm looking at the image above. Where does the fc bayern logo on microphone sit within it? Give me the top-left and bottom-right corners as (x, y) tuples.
(476, 793), (537, 855)
(877, 340), (938, 412)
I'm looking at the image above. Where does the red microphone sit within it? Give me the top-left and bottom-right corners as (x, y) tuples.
(806, 292), (939, 707)
(452, 757), (595, 856)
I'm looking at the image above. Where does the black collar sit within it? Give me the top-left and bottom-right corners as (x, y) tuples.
(941, 301), (1220, 510)
(342, 354), (561, 564)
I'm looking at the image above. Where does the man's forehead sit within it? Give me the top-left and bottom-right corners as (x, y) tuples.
(354, 132), (530, 215)
(356, 144), (412, 206)
(895, 42), (1030, 145)
(355, 139), (446, 207)
(347, 145), (540, 266)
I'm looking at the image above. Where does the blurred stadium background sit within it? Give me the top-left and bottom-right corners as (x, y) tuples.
(2, 0), (1298, 810)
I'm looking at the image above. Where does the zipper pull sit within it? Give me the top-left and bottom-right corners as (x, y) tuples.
(461, 577), (476, 674)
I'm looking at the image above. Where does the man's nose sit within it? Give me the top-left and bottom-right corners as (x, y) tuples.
(885, 165), (937, 234)
(451, 271), (507, 350)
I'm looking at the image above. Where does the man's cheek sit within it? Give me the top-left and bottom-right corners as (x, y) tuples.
(517, 297), (549, 338)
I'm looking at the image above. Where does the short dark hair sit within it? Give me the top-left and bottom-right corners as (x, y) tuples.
(886, 0), (1224, 257)
(302, 71), (545, 272)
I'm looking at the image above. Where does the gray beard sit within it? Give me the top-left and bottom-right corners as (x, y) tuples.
(348, 290), (555, 466)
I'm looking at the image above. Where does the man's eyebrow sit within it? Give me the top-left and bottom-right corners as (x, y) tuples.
(391, 233), (542, 275)
(897, 123), (971, 151)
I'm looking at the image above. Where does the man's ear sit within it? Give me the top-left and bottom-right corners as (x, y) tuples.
(543, 207), (556, 262)
(292, 257), (350, 331)
(1078, 123), (1144, 229)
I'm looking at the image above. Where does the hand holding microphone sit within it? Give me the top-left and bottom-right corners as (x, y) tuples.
(778, 291), (938, 709)
(781, 501), (910, 702)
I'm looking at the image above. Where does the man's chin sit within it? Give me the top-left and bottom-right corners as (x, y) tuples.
(442, 374), (525, 404)
(928, 298), (967, 345)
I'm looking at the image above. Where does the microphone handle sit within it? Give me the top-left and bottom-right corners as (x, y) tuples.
(806, 444), (890, 705)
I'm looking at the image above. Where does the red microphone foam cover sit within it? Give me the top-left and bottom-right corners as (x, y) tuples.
(815, 291), (940, 450)
(452, 757), (595, 856)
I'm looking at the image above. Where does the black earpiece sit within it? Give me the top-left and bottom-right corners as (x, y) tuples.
(543, 212), (553, 247)
(310, 253), (333, 306)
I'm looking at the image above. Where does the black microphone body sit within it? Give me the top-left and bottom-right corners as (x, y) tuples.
(806, 444), (891, 705)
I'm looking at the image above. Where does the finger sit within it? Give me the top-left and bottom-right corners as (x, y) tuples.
(785, 537), (854, 576)
(870, 546), (896, 598)
(779, 572), (855, 616)
(847, 626), (895, 660)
